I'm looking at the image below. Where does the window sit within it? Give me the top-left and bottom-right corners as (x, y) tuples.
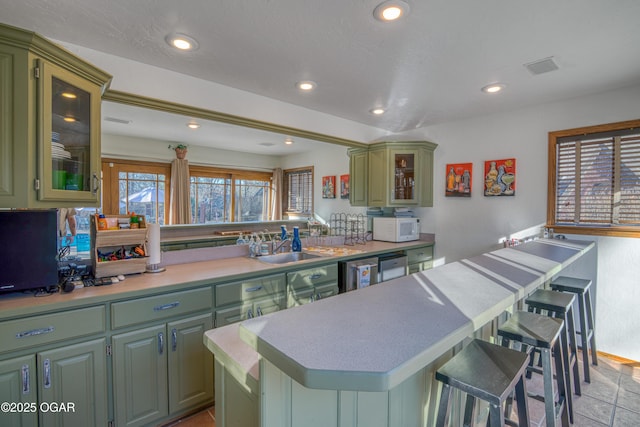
(548, 119), (640, 237)
(190, 166), (272, 223)
(102, 159), (170, 224)
(283, 167), (313, 215)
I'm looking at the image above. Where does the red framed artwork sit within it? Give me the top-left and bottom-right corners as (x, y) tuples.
(322, 175), (336, 198)
(484, 158), (516, 196)
(445, 163), (473, 197)
(340, 174), (350, 199)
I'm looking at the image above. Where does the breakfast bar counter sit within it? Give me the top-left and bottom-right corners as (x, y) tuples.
(208, 238), (596, 427)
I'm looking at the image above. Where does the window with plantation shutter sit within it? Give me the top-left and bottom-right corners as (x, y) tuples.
(548, 119), (640, 237)
(283, 167), (313, 215)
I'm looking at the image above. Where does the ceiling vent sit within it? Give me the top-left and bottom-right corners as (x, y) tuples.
(104, 116), (132, 125)
(524, 57), (559, 75)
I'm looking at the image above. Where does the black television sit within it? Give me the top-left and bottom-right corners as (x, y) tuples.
(0, 210), (59, 294)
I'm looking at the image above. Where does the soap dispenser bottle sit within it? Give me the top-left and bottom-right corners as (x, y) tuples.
(280, 225), (287, 241)
(292, 226), (302, 252)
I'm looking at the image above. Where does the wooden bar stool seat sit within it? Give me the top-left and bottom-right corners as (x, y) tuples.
(435, 339), (530, 427)
(498, 311), (570, 427)
(550, 276), (598, 383)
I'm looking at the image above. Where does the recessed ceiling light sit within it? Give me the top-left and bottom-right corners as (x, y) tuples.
(284, 138), (294, 145)
(296, 81), (316, 91)
(165, 33), (199, 51)
(186, 121), (200, 129)
(63, 116), (76, 123)
(481, 83), (506, 94)
(61, 92), (76, 99)
(370, 108), (386, 115)
(374, 1), (410, 22)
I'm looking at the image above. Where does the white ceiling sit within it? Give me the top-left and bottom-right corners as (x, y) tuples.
(2, 0), (640, 153)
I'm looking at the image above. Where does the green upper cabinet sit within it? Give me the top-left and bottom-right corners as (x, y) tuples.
(349, 141), (437, 207)
(0, 23), (111, 208)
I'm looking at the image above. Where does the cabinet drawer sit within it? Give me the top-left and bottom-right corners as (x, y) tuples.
(111, 287), (212, 329)
(286, 264), (338, 289)
(215, 293), (285, 327)
(215, 274), (285, 307)
(0, 306), (105, 353)
(406, 246), (433, 264)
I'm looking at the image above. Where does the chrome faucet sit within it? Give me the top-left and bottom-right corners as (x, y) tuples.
(272, 238), (291, 254)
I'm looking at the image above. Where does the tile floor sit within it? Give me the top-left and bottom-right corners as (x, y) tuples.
(163, 351), (639, 427)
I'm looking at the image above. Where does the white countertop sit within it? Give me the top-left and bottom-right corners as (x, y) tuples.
(237, 238), (595, 392)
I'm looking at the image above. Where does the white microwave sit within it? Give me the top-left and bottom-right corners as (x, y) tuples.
(372, 217), (420, 242)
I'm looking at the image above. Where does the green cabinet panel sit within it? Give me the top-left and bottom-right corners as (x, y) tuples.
(38, 338), (108, 427)
(215, 274), (286, 307)
(348, 148), (369, 206)
(0, 306), (106, 354)
(349, 141), (437, 208)
(113, 324), (169, 427)
(286, 264), (338, 289)
(0, 23), (111, 208)
(215, 294), (285, 328)
(0, 355), (38, 427)
(167, 314), (214, 414)
(113, 313), (214, 427)
(214, 356), (258, 427)
(111, 287), (213, 329)
(406, 245), (434, 274)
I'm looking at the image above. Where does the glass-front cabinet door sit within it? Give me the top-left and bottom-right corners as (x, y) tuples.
(38, 59), (102, 204)
(392, 151), (417, 203)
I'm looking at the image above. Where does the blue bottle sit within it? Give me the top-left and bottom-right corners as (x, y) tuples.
(292, 226), (302, 252)
(280, 225), (287, 241)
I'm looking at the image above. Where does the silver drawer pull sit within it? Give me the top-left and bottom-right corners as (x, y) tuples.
(43, 359), (51, 389)
(153, 302), (180, 311)
(247, 309), (254, 319)
(16, 326), (55, 338)
(256, 306), (263, 316)
(245, 286), (263, 293)
(158, 332), (164, 355)
(171, 328), (177, 352)
(308, 273), (322, 280)
(22, 364), (30, 394)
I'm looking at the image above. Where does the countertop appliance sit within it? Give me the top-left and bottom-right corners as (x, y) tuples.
(338, 257), (379, 293)
(372, 217), (420, 242)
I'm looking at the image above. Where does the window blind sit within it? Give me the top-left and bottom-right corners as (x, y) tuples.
(285, 169), (313, 214)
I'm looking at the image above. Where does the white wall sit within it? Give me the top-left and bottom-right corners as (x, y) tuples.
(401, 84), (640, 361)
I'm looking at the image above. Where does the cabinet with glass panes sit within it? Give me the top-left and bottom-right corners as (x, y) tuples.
(0, 22), (111, 208)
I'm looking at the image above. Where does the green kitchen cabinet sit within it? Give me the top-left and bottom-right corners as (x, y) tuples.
(348, 148), (369, 206)
(0, 339), (108, 427)
(112, 313), (214, 427)
(0, 23), (111, 208)
(214, 274), (286, 327)
(0, 355), (37, 427)
(286, 263), (339, 307)
(368, 141), (437, 207)
(406, 245), (434, 274)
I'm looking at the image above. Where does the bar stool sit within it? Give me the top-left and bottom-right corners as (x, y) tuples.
(498, 311), (570, 427)
(525, 289), (581, 422)
(550, 276), (598, 383)
(435, 339), (530, 427)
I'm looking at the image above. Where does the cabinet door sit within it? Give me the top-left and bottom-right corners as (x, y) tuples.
(37, 59), (102, 205)
(38, 338), (108, 427)
(215, 302), (252, 328)
(113, 325), (168, 427)
(315, 283), (339, 300)
(349, 148), (368, 206)
(367, 147), (388, 207)
(389, 149), (419, 206)
(0, 355), (37, 427)
(167, 314), (214, 414)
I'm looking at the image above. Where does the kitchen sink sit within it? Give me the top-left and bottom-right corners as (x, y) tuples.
(255, 252), (323, 264)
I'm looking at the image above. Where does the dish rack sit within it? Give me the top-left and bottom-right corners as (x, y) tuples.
(328, 212), (369, 245)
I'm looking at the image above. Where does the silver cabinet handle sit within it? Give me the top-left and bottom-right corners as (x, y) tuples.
(256, 306), (263, 316)
(92, 172), (100, 195)
(22, 364), (30, 394)
(245, 286), (263, 293)
(43, 359), (51, 389)
(153, 302), (180, 311)
(16, 326), (54, 338)
(316, 294), (322, 300)
(158, 332), (164, 355)
(308, 274), (322, 280)
(171, 328), (177, 352)
(247, 309), (254, 319)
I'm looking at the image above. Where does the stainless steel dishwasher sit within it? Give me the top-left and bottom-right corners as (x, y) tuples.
(338, 257), (379, 293)
(378, 254), (408, 282)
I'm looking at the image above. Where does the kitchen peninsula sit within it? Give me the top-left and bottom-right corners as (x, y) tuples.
(205, 238), (596, 427)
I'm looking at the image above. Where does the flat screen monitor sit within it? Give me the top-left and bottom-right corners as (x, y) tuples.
(0, 210), (59, 293)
